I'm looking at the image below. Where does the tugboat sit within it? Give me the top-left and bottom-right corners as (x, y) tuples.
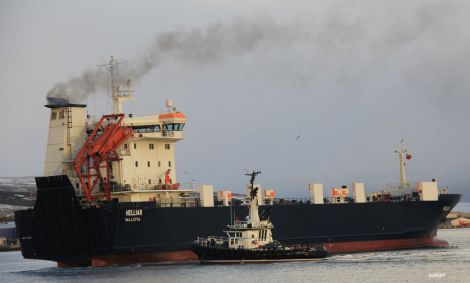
(194, 171), (328, 264)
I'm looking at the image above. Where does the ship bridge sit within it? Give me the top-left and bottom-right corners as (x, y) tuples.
(124, 112), (186, 141)
(43, 57), (190, 202)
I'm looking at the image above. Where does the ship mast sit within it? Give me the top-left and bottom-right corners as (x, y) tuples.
(99, 56), (134, 114)
(396, 140), (409, 189)
(245, 170), (261, 227)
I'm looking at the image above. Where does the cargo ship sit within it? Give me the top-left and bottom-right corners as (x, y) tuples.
(15, 58), (461, 267)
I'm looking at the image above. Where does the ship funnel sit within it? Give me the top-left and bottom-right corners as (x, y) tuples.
(43, 102), (87, 180)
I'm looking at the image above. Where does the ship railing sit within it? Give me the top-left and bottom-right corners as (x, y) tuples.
(177, 182), (196, 190)
(155, 196), (198, 208)
(196, 236), (227, 247)
(229, 220), (250, 229)
(440, 188), (449, 194)
(284, 243), (325, 251)
(325, 196), (355, 204)
(196, 237), (208, 246)
(274, 198), (311, 205)
(268, 195), (427, 205)
(383, 183), (405, 191)
(162, 130), (174, 137)
(131, 130), (184, 139)
(110, 183), (132, 192)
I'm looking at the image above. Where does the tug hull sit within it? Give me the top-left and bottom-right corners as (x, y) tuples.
(195, 246), (328, 264)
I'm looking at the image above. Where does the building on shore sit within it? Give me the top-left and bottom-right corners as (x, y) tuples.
(450, 217), (470, 228)
(0, 222), (19, 251)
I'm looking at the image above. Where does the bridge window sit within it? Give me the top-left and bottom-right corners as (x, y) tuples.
(168, 161), (172, 167)
(132, 125), (161, 133)
(148, 179), (152, 184)
(165, 144), (170, 150)
(135, 161), (138, 167)
(134, 143), (137, 150)
(124, 143), (128, 149)
(163, 123), (185, 131)
(147, 161), (151, 167)
(50, 112), (57, 120)
(149, 143), (154, 150)
(59, 110), (65, 119)
(158, 161), (161, 167)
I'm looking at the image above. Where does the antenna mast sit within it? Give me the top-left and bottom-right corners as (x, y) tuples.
(244, 170), (262, 227)
(245, 170), (261, 198)
(98, 56), (134, 114)
(396, 140), (409, 189)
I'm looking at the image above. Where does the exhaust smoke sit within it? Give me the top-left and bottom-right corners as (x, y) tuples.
(46, 17), (294, 104)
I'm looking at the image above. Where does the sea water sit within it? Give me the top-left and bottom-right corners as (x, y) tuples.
(0, 229), (469, 283)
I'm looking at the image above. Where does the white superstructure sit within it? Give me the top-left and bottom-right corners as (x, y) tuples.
(44, 98), (187, 200)
(44, 57), (190, 202)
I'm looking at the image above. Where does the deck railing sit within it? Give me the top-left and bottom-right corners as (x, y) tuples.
(155, 196), (199, 208)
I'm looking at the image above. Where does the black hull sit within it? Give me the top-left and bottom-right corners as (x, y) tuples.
(195, 246), (327, 263)
(15, 176), (461, 266)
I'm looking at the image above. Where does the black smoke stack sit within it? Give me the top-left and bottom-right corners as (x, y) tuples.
(45, 97), (86, 109)
(47, 97), (70, 106)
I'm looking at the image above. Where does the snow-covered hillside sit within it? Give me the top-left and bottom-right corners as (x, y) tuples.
(0, 177), (36, 221)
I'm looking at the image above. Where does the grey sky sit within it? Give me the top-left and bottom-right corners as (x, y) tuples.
(1, 0), (469, 200)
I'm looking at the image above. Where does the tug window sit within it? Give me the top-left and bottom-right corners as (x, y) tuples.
(149, 144), (154, 150)
(168, 161), (172, 167)
(148, 179), (152, 184)
(165, 144), (170, 150)
(124, 143), (128, 149)
(134, 143), (137, 149)
(147, 161), (151, 167)
(135, 161), (138, 167)
(51, 112), (57, 120)
(158, 161), (161, 167)
(59, 111), (65, 119)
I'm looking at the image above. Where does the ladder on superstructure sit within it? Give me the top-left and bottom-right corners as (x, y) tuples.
(66, 107), (73, 144)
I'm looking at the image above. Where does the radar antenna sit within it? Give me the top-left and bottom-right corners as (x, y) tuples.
(245, 170), (261, 200)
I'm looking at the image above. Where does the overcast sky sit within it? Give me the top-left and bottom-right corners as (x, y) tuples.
(1, 0), (469, 200)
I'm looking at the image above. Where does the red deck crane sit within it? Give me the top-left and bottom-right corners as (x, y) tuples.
(73, 114), (133, 202)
